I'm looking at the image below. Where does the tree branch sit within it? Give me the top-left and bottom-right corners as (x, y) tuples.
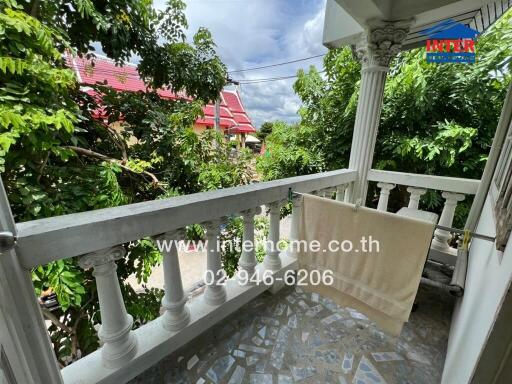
(41, 307), (73, 334)
(107, 127), (128, 162)
(30, 0), (41, 17)
(65, 146), (165, 191)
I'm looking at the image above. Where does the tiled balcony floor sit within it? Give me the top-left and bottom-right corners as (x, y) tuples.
(129, 284), (454, 384)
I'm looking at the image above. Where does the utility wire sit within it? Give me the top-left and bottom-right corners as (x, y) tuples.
(236, 70), (326, 84)
(228, 53), (326, 73)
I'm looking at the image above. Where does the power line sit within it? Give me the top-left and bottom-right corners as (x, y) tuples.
(72, 62), (326, 85)
(235, 70), (326, 84)
(228, 53), (326, 74)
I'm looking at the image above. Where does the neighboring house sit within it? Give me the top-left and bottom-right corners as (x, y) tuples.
(67, 55), (257, 145)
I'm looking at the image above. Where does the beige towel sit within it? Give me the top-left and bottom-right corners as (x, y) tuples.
(297, 194), (435, 335)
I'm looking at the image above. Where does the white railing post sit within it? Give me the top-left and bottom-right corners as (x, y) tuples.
(238, 208), (260, 283)
(0, 178), (63, 384)
(152, 229), (190, 331)
(407, 187), (427, 209)
(376, 182), (396, 211)
(289, 195), (303, 258)
(265, 201), (282, 271)
(431, 192), (465, 252)
(203, 219), (227, 306)
(336, 184), (347, 201)
(79, 246), (137, 368)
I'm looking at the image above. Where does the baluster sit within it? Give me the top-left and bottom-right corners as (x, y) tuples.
(431, 192), (465, 252)
(324, 187), (336, 199)
(407, 187), (427, 209)
(152, 229), (190, 331)
(289, 194), (303, 258)
(265, 201), (282, 271)
(79, 246), (137, 368)
(203, 219), (227, 306)
(238, 207), (261, 283)
(376, 182), (396, 211)
(336, 184), (347, 201)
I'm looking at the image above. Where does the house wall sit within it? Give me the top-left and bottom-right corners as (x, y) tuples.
(193, 124), (208, 135)
(442, 195), (512, 384)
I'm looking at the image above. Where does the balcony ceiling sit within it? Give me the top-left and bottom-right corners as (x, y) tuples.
(323, 0), (512, 50)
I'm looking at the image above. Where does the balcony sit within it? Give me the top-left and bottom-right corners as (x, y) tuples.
(1, 168), (479, 384)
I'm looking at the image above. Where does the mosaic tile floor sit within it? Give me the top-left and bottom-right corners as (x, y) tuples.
(129, 284), (454, 384)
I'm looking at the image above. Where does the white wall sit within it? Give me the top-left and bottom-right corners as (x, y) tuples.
(442, 195), (512, 384)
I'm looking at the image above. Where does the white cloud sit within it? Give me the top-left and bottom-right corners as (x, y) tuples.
(154, 0), (328, 128)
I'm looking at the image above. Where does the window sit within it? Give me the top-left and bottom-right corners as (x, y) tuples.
(494, 121), (512, 252)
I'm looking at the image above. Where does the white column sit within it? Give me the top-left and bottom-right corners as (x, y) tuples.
(238, 207), (261, 283)
(345, 21), (410, 204)
(431, 192), (466, 252)
(79, 246), (137, 368)
(376, 182), (395, 211)
(152, 229), (190, 331)
(289, 195), (303, 258)
(203, 219), (227, 306)
(407, 187), (427, 209)
(265, 201), (282, 271)
(336, 184), (347, 201)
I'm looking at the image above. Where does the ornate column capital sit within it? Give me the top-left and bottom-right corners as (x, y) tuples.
(355, 20), (412, 69)
(377, 182), (396, 193)
(442, 191), (466, 204)
(152, 227), (187, 243)
(241, 206), (262, 219)
(79, 246), (126, 270)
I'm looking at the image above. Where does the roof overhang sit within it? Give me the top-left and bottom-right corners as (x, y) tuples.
(323, 0), (511, 50)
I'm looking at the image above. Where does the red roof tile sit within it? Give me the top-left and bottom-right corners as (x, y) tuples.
(69, 55), (256, 134)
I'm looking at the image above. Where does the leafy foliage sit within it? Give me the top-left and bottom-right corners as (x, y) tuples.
(256, 121), (274, 141)
(258, 12), (512, 222)
(0, 0), (252, 365)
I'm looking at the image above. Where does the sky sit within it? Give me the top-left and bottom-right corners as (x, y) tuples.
(155, 0), (328, 128)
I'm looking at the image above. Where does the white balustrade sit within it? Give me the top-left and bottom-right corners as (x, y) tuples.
(407, 187), (427, 209)
(203, 219), (227, 306)
(265, 201), (283, 271)
(336, 184), (348, 201)
(238, 207), (261, 283)
(431, 192), (466, 252)
(376, 182), (396, 211)
(10, 169), (357, 384)
(79, 246), (137, 368)
(152, 229), (190, 331)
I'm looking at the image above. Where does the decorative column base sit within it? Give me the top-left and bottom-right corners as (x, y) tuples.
(264, 253), (282, 271)
(99, 317), (137, 368)
(204, 286), (227, 306)
(431, 192), (465, 252)
(161, 296), (190, 332)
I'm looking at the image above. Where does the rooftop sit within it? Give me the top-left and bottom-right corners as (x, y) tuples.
(68, 55), (257, 134)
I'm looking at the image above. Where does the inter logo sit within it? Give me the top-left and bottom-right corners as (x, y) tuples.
(422, 19), (480, 63)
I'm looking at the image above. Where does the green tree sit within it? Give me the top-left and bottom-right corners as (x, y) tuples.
(0, 0), (251, 364)
(258, 11), (512, 218)
(257, 121), (274, 141)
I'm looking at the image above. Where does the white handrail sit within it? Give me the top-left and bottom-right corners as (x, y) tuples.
(368, 169), (480, 194)
(16, 169), (357, 268)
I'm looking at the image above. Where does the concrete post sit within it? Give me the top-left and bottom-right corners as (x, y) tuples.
(265, 202), (282, 271)
(153, 229), (190, 332)
(79, 246), (137, 368)
(432, 192), (466, 252)
(345, 21), (411, 204)
(376, 182), (396, 211)
(203, 220), (227, 305)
